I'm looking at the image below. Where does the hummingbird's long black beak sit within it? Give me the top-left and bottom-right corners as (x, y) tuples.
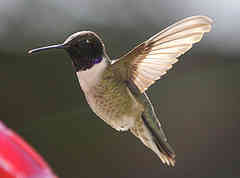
(28, 44), (66, 54)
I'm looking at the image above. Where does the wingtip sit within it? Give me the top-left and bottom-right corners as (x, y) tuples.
(191, 15), (213, 24)
(201, 16), (213, 24)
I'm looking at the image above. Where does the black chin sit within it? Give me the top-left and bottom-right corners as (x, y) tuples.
(70, 55), (103, 71)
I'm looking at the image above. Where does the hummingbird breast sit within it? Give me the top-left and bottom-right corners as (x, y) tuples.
(77, 60), (144, 131)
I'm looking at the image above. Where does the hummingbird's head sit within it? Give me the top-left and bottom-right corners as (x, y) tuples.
(28, 31), (105, 71)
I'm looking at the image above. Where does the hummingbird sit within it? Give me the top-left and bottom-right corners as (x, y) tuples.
(28, 16), (212, 166)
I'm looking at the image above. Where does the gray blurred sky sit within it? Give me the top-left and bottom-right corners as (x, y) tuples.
(0, 0), (239, 56)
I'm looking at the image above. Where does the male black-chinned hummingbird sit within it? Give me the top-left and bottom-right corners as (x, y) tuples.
(28, 16), (212, 166)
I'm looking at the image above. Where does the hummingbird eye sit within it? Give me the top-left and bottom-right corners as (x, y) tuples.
(74, 39), (89, 48)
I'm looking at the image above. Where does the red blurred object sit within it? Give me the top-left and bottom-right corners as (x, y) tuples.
(0, 121), (57, 178)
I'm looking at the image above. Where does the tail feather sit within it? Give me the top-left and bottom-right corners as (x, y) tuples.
(141, 113), (176, 166)
(126, 81), (176, 166)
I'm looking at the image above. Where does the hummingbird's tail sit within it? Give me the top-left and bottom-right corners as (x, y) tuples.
(130, 92), (176, 166)
(141, 113), (176, 166)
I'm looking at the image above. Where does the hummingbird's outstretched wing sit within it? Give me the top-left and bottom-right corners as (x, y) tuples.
(113, 16), (212, 93)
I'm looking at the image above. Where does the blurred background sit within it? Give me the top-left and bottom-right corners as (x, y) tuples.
(0, 0), (239, 178)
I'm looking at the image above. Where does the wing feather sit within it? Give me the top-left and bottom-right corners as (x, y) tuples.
(114, 16), (212, 93)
